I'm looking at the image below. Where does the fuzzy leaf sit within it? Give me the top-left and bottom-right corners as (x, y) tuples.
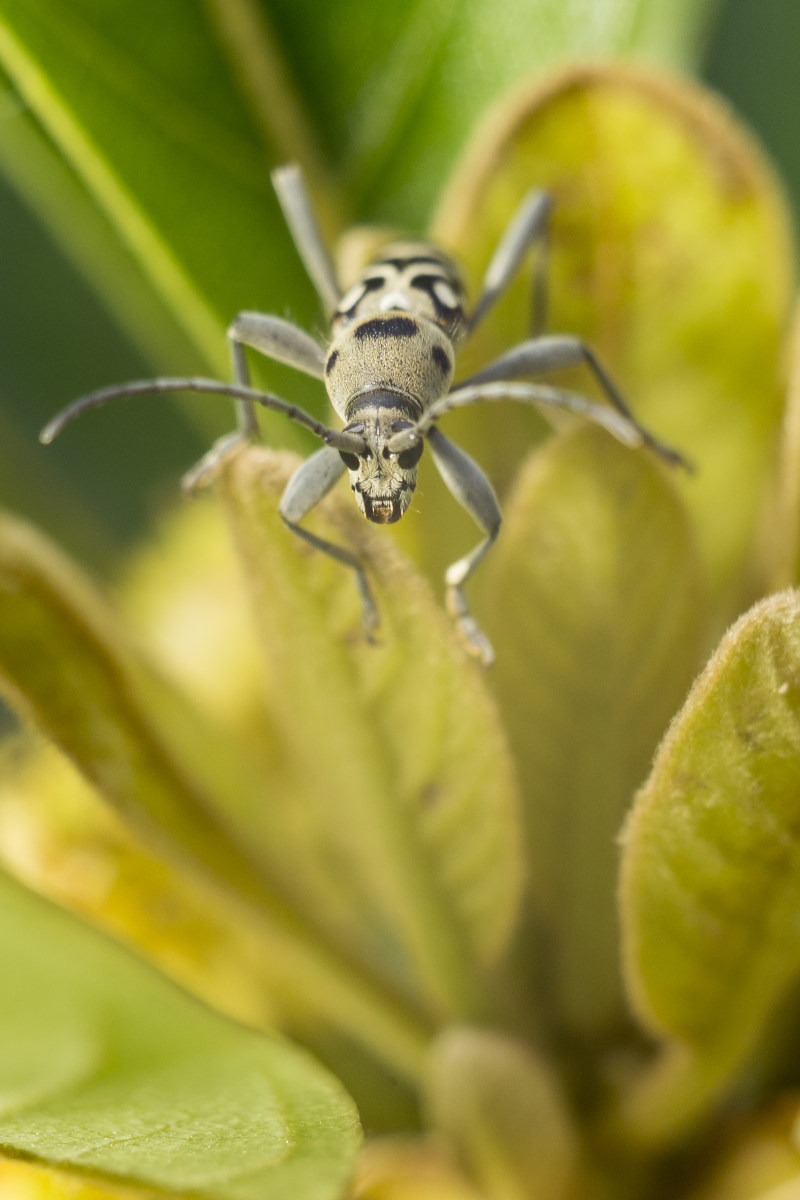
(433, 65), (794, 625)
(216, 446), (524, 1022)
(485, 426), (704, 1036)
(0, 509), (287, 911)
(0, 868), (361, 1200)
(618, 591), (800, 1144)
(0, 509), (431, 1082)
(425, 1028), (580, 1200)
(761, 302), (800, 593)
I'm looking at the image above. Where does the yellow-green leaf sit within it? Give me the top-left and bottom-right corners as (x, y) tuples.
(0, 868), (361, 1200)
(687, 1097), (800, 1200)
(217, 446), (524, 1023)
(485, 426), (704, 1036)
(0, 508), (284, 912)
(425, 1028), (580, 1200)
(0, 508), (431, 1082)
(761, 301), (800, 593)
(0, 737), (279, 1034)
(618, 591), (800, 1144)
(351, 1138), (483, 1200)
(433, 65), (794, 626)
(0, 1158), (146, 1200)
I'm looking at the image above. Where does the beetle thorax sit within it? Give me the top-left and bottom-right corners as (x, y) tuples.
(323, 241), (464, 421)
(325, 313), (455, 421)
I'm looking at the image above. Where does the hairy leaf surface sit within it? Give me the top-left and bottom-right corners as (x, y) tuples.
(217, 446), (524, 1023)
(619, 592), (800, 1142)
(485, 426), (704, 1035)
(0, 509), (431, 1080)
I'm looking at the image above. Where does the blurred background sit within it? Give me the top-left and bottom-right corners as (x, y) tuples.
(0, 0), (797, 574)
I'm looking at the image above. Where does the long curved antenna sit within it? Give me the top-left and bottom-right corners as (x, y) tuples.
(385, 380), (645, 456)
(40, 377), (368, 455)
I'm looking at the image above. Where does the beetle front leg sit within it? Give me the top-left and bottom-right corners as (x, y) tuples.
(427, 429), (501, 666)
(279, 447), (379, 640)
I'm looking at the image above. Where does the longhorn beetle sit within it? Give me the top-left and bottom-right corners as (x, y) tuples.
(42, 164), (686, 665)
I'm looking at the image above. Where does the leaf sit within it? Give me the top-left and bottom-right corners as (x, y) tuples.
(216, 446), (524, 1022)
(0, 105), (200, 377)
(0, 508), (285, 912)
(0, 508), (431, 1081)
(617, 591), (800, 1145)
(0, 0), (318, 376)
(0, 867), (361, 1200)
(685, 1097), (800, 1200)
(0, 1158), (147, 1200)
(760, 301), (800, 593)
(0, 736), (280, 1034)
(351, 1138), (483, 1200)
(484, 426), (705, 1036)
(433, 65), (795, 626)
(425, 1028), (580, 1200)
(262, 0), (719, 226)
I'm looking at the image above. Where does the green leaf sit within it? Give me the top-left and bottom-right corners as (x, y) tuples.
(0, 508), (431, 1082)
(617, 591), (800, 1145)
(484, 426), (705, 1036)
(0, 867), (361, 1200)
(425, 1028), (580, 1200)
(434, 65), (794, 628)
(216, 446), (524, 1023)
(0, 0), (324, 381)
(263, 0), (719, 226)
(0, 105), (200, 378)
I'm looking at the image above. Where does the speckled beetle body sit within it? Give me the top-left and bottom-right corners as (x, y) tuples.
(44, 165), (685, 664)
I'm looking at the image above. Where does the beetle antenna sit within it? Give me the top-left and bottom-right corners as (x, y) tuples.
(40, 377), (367, 454)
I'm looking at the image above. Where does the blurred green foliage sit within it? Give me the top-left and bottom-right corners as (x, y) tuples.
(0, 0), (779, 571)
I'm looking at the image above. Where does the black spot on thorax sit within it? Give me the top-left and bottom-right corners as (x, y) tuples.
(354, 315), (419, 340)
(325, 349), (339, 374)
(431, 344), (452, 374)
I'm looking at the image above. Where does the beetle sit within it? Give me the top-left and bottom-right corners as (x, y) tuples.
(42, 164), (685, 664)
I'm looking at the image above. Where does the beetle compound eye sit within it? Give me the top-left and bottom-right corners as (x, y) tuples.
(339, 451), (360, 470)
(398, 442), (423, 469)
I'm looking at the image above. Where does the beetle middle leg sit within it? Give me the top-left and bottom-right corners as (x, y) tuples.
(468, 188), (552, 337)
(279, 446), (379, 639)
(458, 334), (688, 469)
(182, 314), (328, 491)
